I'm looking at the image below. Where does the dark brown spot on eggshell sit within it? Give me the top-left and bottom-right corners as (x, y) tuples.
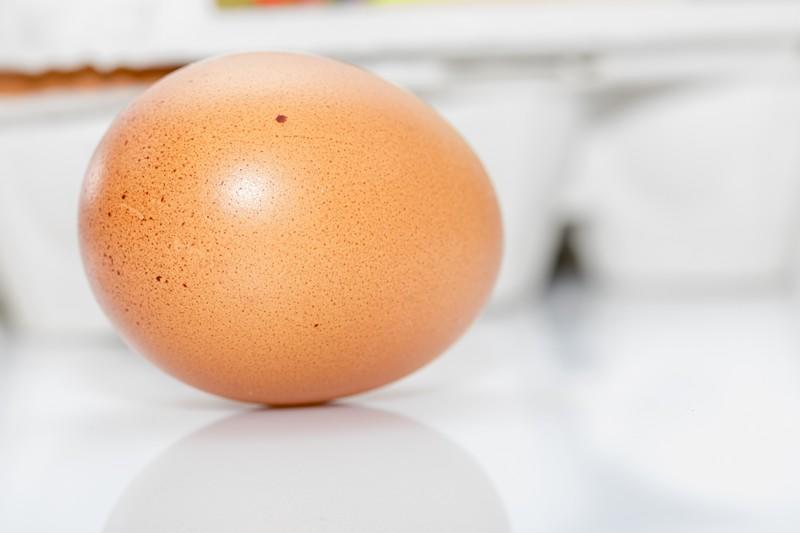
(78, 52), (501, 406)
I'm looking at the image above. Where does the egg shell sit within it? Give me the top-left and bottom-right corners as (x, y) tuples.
(79, 52), (501, 405)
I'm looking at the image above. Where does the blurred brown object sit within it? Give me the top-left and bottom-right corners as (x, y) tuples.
(0, 65), (182, 95)
(218, 0), (327, 7)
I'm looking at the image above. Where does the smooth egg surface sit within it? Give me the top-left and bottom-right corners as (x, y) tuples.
(79, 52), (501, 405)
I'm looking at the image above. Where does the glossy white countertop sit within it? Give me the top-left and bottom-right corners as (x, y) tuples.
(3, 284), (800, 532)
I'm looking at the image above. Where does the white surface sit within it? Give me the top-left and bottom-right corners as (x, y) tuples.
(4, 284), (800, 532)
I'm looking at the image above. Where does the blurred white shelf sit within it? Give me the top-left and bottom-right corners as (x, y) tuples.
(2, 1), (800, 72)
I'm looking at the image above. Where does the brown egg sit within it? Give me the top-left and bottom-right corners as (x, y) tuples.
(79, 52), (501, 405)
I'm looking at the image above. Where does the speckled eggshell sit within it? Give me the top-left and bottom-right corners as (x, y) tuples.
(79, 52), (502, 405)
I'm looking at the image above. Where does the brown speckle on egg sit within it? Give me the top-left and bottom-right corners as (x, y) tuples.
(78, 52), (501, 406)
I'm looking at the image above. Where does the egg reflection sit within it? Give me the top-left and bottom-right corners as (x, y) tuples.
(105, 405), (509, 533)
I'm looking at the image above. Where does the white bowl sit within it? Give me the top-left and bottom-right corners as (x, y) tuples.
(0, 88), (142, 336)
(569, 74), (800, 291)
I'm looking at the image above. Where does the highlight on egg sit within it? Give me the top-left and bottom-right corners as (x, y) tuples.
(78, 52), (502, 405)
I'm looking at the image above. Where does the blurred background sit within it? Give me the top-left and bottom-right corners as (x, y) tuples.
(4, 1), (800, 532)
